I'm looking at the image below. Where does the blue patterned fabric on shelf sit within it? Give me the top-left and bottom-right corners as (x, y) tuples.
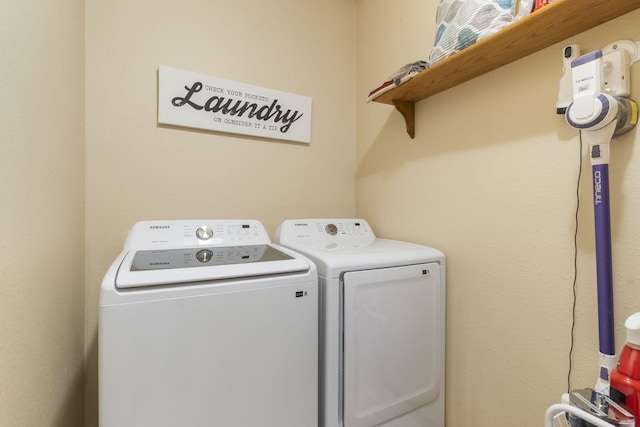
(429, 0), (516, 65)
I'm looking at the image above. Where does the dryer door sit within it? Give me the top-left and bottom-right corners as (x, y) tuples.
(342, 262), (442, 427)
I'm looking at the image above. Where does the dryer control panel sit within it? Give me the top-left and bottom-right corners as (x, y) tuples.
(276, 218), (376, 248)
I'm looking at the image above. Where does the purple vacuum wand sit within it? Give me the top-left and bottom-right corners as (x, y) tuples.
(587, 132), (619, 392)
(592, 159), (615, 359)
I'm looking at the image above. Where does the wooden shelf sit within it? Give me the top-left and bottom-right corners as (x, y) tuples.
(372, 0), (640, 138)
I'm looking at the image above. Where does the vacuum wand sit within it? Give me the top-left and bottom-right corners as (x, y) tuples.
(592, 155), (615, 357)
(587, 125), (618, 391)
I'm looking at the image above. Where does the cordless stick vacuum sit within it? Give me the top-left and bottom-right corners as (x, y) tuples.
(545, 42), (639, 427)
(565, 47), (638, 393)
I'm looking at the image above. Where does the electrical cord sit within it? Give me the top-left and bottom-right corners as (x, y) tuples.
(568, 130), (584, 393)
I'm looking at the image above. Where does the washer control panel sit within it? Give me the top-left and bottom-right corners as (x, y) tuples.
(129, 244), (293, 272)
(124, 220), (270, 249)
(276, 218), (375, 246)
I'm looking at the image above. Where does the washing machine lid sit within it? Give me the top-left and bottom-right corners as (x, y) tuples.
(275, 219), (445, 277)
(115, 243), (309, 288)
(112, 220), (311, 288)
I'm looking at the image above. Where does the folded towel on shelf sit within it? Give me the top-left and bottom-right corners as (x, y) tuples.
(367, 60), (429, 102)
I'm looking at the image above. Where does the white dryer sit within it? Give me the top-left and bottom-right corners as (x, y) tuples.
(99, 219), (318, 427)
(276, 218), (445, 427)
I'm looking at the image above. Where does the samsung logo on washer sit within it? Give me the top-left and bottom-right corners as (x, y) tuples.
(158, 65), (312, 144)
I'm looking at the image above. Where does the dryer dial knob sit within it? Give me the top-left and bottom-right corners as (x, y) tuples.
(196, 225), (214, 240)
(325, 224), (338, 235)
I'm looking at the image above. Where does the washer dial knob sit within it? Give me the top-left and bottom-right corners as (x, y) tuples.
(196, 249), (213, 263)
(196, 225), (213, 240)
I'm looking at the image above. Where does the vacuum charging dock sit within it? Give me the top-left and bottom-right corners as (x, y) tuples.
(546, 390), (634, 426)
(566, 388), (634, 426)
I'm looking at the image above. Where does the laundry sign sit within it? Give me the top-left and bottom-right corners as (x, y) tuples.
(158, 65), (312, 143)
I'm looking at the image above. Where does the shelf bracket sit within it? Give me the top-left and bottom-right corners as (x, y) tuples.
(391, 100), (415, 138)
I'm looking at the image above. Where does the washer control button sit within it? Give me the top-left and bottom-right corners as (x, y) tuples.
(196, 225), (214, 240)
(325, 224), (338, 235)
(196, 249), (213, 263)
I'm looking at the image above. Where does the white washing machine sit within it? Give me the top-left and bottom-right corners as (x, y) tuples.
(276, 219), (445, 427)
(99, 219), (318, 427)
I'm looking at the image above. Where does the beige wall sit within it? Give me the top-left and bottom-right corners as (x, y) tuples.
(357, 2), (640, 425)
(84, 0), (357, 425)
(0, 0), (85, 426)
(5, 1), (639, 425)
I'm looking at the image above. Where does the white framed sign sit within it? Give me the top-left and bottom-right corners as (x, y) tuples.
(158, 65), (312, 143)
